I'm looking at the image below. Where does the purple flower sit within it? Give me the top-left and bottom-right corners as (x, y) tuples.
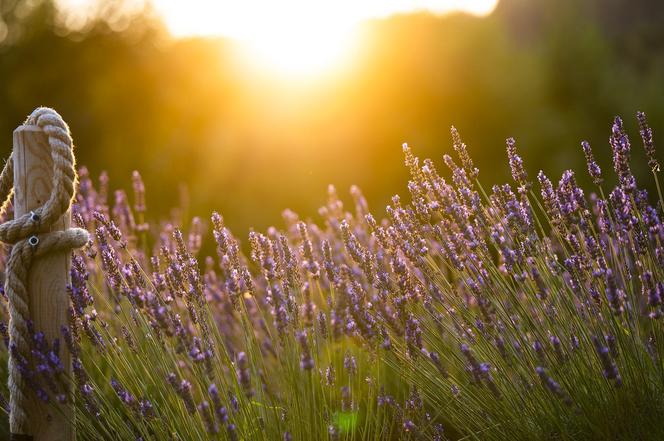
(591, 335), (622, 387)
(227, 423), (238, 441)
(131, 171), (147, 215)
(405, 315), (423, 360)
(325, 366), (336, 386)
(343, 352), (357, 375)
(506, 137), (530, 191)
(429, 351), (448, 378)
(139, 399), (155, 420)
(535, 367), (572, 406)
(549, 335), (565, 361)
(199, 401), (219, 434)
(236, 352), (252, 396)
(341, 385), (352, 411)
(208, 383), (228, 423)
(637, 111), (659, 171)
(317, 311), (328, 339)
(610, 116), (636, 191)
(460, 344), (501, 398)
(451, 126), (479, 180)
(298, 222), (320, 279)
(167, 373), (196, 414)
(296, 330), (314, 370)
(111, 378), (137, 410)
(604, 269), (624, 315)
(538, 171), (561, 224)
(581, 141), (603, 185)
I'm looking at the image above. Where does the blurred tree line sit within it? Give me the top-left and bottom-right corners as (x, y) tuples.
(1, 0), (664, 238)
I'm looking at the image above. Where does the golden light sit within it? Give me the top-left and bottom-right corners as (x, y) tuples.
(58, 0), (500, 77)
(231, 4), (361, 77)
(154, 0), (498, 78)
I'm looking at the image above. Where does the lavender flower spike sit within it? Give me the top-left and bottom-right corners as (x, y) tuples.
(637, 111), (660, 171)
(610, 116), (636, 191)
(451, 126), (479, 179)
(591, 336), (622, 387)
(296, 330), (314, 370)
(535, 367), (572, 406)
(581, 141), (603, 185)
(506, 137), (530, 191)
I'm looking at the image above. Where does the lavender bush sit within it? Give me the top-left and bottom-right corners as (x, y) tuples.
(1, 113), (664, 440)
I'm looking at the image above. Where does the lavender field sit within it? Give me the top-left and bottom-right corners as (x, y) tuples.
(1, 112), (663, 440)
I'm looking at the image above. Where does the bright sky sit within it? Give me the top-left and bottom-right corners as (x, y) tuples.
(153, 1), (498, 37)
(58, 0), (499, 77)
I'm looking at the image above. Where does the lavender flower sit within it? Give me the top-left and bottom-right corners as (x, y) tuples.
(405, 315), (423, 360)
(344, 351), (357, 375)
(199, 401), (219, 434)
(581, 141), (603, 185)
(296, 330), (314, 370)
(341, 385), (352, 411)
(429, 351), (449, 378)
(506, 137), (530, 191)
(111, 378), (137, 411)
(610, 117), (636, 191)
(208, 383), (228, 423)
(325, 366), (335, 386)
(15, 115), (664, 440)
(298, 222), (320, 278)
(535, 367), (572, 406)
(131, 171), (147, 215)
(591, 336), (622, 387)
(604, 269), (624, 314)
(451, 126), (479, 179)
(167, 373), (196, 414)
(538, 171), (561, 224)
(460, 344), (501, 398)
(236, 351), (252, 396)
(637, 111), (659, 171)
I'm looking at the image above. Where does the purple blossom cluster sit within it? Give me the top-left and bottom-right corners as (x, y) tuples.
(1, 112), (663, 440)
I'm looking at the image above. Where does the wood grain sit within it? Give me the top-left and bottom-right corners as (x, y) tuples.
(12, 125), (74, 441)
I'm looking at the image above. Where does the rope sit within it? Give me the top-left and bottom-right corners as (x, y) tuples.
(0, 107), (89, 437)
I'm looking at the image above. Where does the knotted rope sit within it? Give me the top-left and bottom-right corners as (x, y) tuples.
(0, 107), (89, 438)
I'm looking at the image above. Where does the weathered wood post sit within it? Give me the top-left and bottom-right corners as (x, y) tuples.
(10, 122), (75, 440)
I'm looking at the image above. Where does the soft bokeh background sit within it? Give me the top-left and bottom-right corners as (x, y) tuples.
(1, 0), (664, 239)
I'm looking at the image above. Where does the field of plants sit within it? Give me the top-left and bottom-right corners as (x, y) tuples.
(1, 112), (664, 440)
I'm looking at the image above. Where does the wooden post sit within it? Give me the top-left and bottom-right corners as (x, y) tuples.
(12, 125), (74, 441)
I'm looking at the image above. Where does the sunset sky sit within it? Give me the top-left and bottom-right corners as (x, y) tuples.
(152, 0), (498, 37)
(57, 0), (499, 75)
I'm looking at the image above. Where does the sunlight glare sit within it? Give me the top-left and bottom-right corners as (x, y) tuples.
(234, 3), (360, 77)
(153, 0), (499, 77)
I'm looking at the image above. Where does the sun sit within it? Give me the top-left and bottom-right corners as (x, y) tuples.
(231, 4), (361, 77)
(154, 1), (364, 78)
(153, 0), (499, 78)
(239, 32), (357, 78)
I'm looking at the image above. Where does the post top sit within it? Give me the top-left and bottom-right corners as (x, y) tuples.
(13, 124), (43, 134)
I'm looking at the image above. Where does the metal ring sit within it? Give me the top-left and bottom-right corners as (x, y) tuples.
(30, 211), (40, 222)
(28, 236), (39, 247)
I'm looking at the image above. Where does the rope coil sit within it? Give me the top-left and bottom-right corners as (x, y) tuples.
(0, 107), (89, 437)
